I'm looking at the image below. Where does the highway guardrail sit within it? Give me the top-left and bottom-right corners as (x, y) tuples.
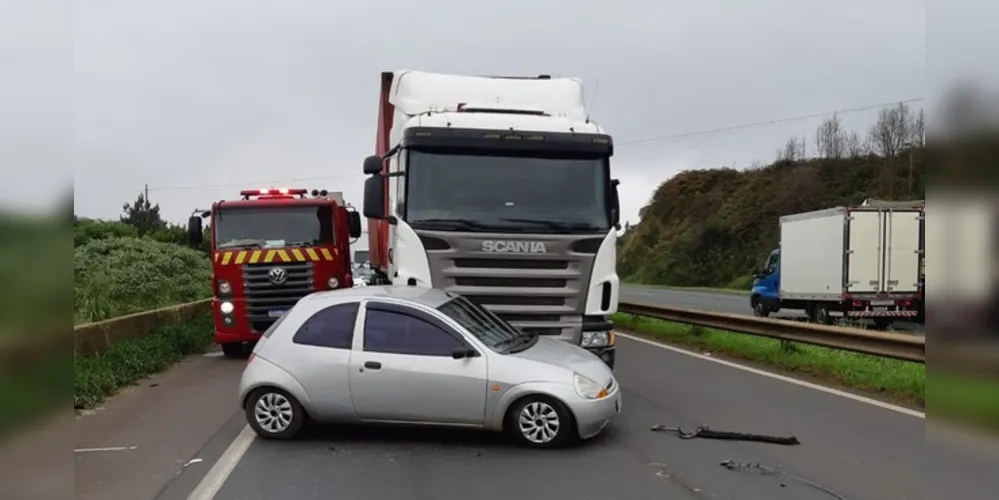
(618, 301), (925, 363)
(74, 299), (211, 356)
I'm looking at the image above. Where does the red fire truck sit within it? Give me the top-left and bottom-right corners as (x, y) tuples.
(188, 188), (361, 357)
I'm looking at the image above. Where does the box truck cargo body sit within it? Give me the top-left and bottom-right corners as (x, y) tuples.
(750, 205), (923, 327)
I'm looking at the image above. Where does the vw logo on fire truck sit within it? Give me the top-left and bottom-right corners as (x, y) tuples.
(268, 267), (288, 285)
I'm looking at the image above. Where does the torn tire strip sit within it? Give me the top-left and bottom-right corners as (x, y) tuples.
(650, 424), (801, 445)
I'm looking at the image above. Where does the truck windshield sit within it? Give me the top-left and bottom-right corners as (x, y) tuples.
(214, 205), (334, 249)
(405, 151), (610, 234)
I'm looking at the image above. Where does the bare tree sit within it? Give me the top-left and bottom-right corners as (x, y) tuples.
(909, 108), (925, 147)
(777, 135), (806, 162)
(867, 103), (913, 157)
(845, 131), (865, 157)
(814, 113), (846, 159)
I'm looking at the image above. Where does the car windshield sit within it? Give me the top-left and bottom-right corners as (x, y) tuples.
(405, 151), (611, 234)
(436, 295), (534, 352)
(214, 205), (334, 249)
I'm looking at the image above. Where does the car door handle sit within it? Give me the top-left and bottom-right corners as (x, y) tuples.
(363, 361), (381, 370)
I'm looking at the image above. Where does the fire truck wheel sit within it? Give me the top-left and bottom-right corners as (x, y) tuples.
(221, 342), (248, 358)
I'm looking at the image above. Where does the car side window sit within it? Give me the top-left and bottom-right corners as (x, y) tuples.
(765, 253), (779, 273)
(292, 302), (359, 349)
(363, 308), (464, 356)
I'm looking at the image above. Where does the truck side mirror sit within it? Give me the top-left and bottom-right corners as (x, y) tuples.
(187, 216), (203, 248)
(363, 155), (383, 175)
(363, 176), (387, 219)
(347, 212), (362, 238)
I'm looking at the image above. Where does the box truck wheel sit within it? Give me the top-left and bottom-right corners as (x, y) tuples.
(807, 303), (833, 325)
(751, 296), (770, 317)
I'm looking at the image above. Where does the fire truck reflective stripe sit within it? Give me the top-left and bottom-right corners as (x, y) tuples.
(234, 251), (247, 264)
(221, 252), (233, 265)
(249, 250), (262, 263)
(291, 248), (306, 261)
(320, 248), (334, 261)
(262, 250), (276, 263)
(306, 248), (320, 261)
(277, 249), (291, 262)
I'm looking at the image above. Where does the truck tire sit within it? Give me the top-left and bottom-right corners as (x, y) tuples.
(808, 303), (833, 325)
(872, 318), (893, 330)
(751, 296), (769, 317)
(221, 342), (248, 359)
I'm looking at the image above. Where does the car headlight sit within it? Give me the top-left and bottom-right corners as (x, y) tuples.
(219, 301), (235, 314)
(328, 277), (339, 289)
(581, 331), (611, 348)
(218, 280), (232, 294)
(573, 373), (609, 400)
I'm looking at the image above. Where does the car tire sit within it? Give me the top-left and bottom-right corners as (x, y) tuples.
(506, 395), (575, 449)
(244, 387), (306, 440)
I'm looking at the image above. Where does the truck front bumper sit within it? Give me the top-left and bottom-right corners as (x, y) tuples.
(585, 345), (616, 370)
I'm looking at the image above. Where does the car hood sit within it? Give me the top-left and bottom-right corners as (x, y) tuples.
(510, 337), (613, 386)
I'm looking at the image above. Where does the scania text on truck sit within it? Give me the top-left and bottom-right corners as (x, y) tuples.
(188, 188), (362, 357)
(750, 205), (923, 329)
(360, 70), (622, 368)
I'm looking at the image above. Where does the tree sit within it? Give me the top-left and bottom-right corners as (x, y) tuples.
(814, 113), (846, 159)
(867, 103), (912, 157)
(777, 135), (806, 162)
(120, 191), (166, 237)
(909, 108), (925, 147)
(845, 131), (865, 158)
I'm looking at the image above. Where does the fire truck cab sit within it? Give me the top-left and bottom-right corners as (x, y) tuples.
(188, 188), (361, 357)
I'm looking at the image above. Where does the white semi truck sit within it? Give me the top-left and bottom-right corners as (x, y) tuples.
(750, 205), (924, 328)
(360, 70), (621, 367)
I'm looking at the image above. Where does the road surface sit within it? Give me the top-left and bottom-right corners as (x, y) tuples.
(621, 284), (924, 333)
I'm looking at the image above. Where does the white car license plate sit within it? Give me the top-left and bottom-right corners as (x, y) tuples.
(268, 309), (286, 318)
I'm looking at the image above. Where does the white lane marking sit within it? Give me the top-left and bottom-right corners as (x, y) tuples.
(616, 332), (925, 419)
(74, 446), (138, 453)
(186, 426), (256, 500)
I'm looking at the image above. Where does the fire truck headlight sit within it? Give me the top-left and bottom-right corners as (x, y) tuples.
(218, 280), (232, 294)
(220, 301), (235, 314)
(328, 277), (339, 289)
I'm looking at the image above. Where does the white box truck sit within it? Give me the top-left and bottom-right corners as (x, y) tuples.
(749, 205), (923, 328)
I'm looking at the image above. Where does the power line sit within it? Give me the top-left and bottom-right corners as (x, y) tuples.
(145, 97), (924, 192)
(615, 97), (925, 148)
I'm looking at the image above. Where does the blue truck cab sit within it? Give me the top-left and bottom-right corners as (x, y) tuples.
(750, 248), (780, 317)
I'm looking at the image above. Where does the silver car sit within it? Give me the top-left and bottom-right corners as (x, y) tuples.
(238, 286), (622, 448)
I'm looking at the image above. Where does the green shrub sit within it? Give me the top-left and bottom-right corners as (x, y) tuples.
(74, 237), (211, 324)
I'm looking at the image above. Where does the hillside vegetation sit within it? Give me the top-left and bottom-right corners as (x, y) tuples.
(619, 103), (926, 289)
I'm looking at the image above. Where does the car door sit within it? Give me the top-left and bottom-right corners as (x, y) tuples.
(348, 300), (489, 426)
(285, 302), (359, 419)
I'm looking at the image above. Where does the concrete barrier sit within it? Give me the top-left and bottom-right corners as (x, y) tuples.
(74, 299), (211, 356)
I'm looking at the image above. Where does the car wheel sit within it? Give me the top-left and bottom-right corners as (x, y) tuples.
(506, 396), (574, 449)
(244, 387), (306, 440)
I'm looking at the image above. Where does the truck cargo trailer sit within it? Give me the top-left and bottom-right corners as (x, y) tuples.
(750, 205), (923, 328)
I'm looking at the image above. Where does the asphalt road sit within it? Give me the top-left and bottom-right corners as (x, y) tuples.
(620, 284), (925, 333)
(197, 336), (933, 500)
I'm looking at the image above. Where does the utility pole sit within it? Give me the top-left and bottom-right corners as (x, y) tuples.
(144, 183), (149, 204)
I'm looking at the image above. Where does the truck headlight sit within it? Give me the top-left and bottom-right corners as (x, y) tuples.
(328, 277), (339, 289)
(581, 331), (610, 348)
(573, 373), (609, 400)
(220, 301), (234, 314)
(218, 280), (232, 294)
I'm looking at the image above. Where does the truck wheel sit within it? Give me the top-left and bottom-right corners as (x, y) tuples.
(221, 342), (248, 358)
(751, 296), (769, 317)
(872, 318), (892, 330)
(811, 304), (832, 325)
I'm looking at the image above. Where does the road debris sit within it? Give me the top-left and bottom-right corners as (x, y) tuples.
(651, 424), (800, 445)
(720, 460), (847, 500)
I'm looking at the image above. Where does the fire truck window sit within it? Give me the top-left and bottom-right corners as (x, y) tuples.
(363, 309), (463, 356)
(292, 302), (359, 350)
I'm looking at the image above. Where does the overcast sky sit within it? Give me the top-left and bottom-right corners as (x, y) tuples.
(9, 0), (994, 225)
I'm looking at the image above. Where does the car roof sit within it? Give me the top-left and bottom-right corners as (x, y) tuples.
(303, 285), (453, 308)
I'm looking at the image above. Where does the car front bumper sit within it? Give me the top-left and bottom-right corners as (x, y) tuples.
(571, 388), (623, 440)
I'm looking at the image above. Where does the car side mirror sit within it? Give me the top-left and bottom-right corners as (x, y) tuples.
(452, 347), (476, 359)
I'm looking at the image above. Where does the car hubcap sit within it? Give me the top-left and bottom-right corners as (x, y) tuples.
(518, 401), (560, 444)
(254, 392), (293, 433)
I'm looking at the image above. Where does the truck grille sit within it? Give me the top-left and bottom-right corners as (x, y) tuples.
(242, 261), (314, 333)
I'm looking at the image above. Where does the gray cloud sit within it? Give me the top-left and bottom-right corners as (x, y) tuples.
(5, 1), (953, 222)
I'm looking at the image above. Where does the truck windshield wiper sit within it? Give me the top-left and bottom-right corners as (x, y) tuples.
(499, 218), (600, 233)
(411, 218), (495, 231)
